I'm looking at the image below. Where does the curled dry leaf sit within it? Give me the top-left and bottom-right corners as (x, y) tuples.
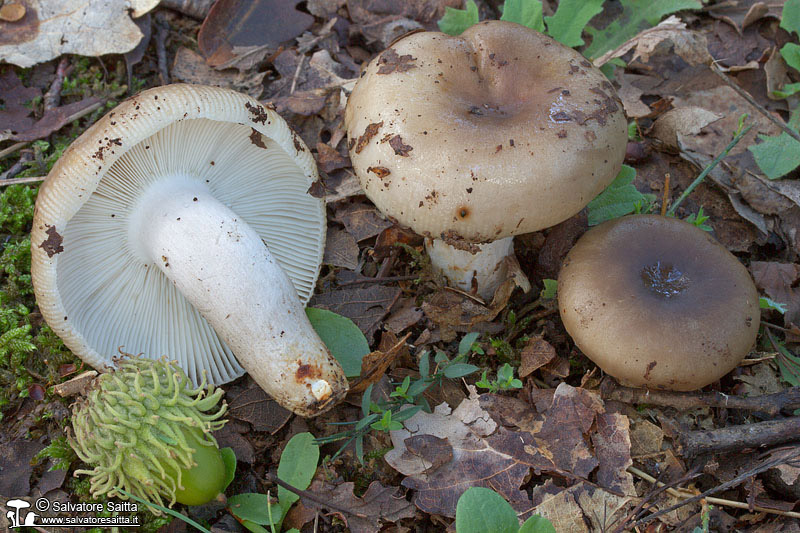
(594, 16), (712, 68)
(651, 106), (723, 151)
(0, 0), (149, 68)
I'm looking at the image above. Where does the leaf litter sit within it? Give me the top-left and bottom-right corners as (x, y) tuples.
(3, 0), (800, 531)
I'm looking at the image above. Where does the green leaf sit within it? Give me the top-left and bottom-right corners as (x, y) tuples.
(760, 297), (787, 314)
(587, 165), (651, 225)
(455, 487), (519, 533)
(277, 433), (319, 516)
(220, 447), (237, 491)
(749, 109), (800, 180)
(228, 493), (276, 526)
(444, 363), (480, 379)
(361, 383), (374, 416)
(544, 0), (604, 47)
(780, 0), (800, 37)
(419, 351), (430, 378)
(497, 363), (514, 383)
(519, 515), (557, 533)
(500, 0), (545, 32)
(583, 0), (702, 59)
(781, 43), (800, 72)
(773, 82), (800, 99)
(459, 332), (481, 356)
(306, 307), (369, 377)
(241, 520), (270, 533)
(540, 279), (557, 300)
(776, 342), (800, 387)
(394, 405), (423, 422)
(439, 0), (479, 35)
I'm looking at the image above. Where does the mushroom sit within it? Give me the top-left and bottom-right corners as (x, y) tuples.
(558, 214), (760, 391)
(345, 20), (627, 299)
(31, 84), (348, 416)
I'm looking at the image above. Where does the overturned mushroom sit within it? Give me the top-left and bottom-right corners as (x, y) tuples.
(32, 84), (348, 416)
(558, 215), (760, 391)
(345, 20), (627, 299)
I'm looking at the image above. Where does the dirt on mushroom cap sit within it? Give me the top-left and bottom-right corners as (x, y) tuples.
(345, 20), (627, 243)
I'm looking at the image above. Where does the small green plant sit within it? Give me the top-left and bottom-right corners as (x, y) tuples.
(455, 487), (555, 533)
(227, 432), (319, 533)
(315, 332), (481, 463)
(34, 435), (77, 471)
(748, 0), (800, 179)
(685, 206), (712, 232)
(476, 363), (523, 393)
(760, 297), (788, 314)
(438, 0), (701, 63)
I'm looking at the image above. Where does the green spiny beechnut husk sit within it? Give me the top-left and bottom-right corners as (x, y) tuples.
(68, 356), (227, 511)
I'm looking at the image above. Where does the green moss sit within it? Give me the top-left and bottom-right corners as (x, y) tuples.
(0, 184), (80, 418)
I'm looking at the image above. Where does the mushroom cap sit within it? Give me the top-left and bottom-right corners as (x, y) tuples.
(31, 84), (325, 386)
(344, 20), (627, 244)
(558, 215), (760, 391)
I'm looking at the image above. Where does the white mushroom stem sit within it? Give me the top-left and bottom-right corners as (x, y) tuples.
(425, 237), (515, 300)
(128, 175), (347, 416)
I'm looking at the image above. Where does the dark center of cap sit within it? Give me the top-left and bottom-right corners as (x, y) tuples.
(640, 261), (690, 298)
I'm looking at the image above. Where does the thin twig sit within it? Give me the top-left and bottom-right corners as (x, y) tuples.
(660, 173), (670, 216)
(629, 465), (800, 520)
(710, 62), (800, 144)
(600, 378), (800, 417)
(667, 118), (752, 216)
(265, 473), (368, 519)
(635, 447), (800, 525)
(44, 57), (71, 111)
(0, 176), (45, 186)
(0, 141), (28, 160)
(337, 275), (418, 286)
(613, 466), (701, 533)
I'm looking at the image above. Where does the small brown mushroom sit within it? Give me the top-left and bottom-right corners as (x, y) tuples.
(558, 215), (760, 391)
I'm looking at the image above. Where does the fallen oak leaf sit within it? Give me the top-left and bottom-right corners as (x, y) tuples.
(303, 480), (415, 533)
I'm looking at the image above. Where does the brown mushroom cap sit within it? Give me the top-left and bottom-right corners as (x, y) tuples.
(345, 20), (627, 243)
(558, 215), (760, 391)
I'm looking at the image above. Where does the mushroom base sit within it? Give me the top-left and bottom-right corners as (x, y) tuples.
(425, 237), (514, 300)
(128, 175), (348, 416)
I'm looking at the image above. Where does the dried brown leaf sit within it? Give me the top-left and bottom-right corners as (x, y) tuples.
(0, 0), (146, 68)
(651, 107), (722, 151)
(310, 283), (400, 338)
(171, 47), (267, 99)
(334, 201), (393, 242)
(198, 0), (312, 70)
(750, 261), (800, 326)
(594, 16), (712, 68)
(592, 412), (636, 496)
(349, 331), (411, 394)
(0, 440), (44, 497)
(323, 226), (360, 270)
(306, 480), (416, 533)
(227, 379), (292, 434)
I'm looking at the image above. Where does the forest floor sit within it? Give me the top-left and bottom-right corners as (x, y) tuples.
(1, 0), (799, 532)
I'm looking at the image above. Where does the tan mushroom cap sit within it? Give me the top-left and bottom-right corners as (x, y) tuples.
(558, 215), (760, 391)
(345, 20), (627, 243)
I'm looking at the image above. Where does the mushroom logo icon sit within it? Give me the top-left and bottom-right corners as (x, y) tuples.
(6, 499), (38, 528)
